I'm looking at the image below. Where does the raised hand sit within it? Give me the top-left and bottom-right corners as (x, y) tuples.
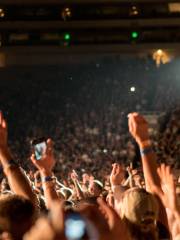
(30, 139), (58, 208)
(157, 164), (178, 212)
(126, 165), (138, 177)
(106, 192), (114, 208)
(157, 164), (180, 239)
(31, 139), (55, 175)
(110, 163), (125, 186)
(128, 112), (149, 144)
(70, 170), (79, 181)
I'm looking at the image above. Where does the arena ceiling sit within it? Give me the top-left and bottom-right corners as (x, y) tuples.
(0, 0), (178, 4)
(0, 0), (179, 65)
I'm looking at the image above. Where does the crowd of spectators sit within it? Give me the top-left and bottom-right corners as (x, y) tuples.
(0, 110), (179, 240)
(0, 55), (179, 239)
(0, 56), (179, 179)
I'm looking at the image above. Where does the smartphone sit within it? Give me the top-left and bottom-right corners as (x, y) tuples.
(65, 212), (99, 240)
(65, 213), (86, 240)
(31, 138), (47, 160)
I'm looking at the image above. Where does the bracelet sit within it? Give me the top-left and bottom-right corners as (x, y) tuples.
(42, 176), (53, 182)
(140, 146), (153, 156)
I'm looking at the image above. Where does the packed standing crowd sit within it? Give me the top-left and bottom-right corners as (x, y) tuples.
(0, 56), (179, 239)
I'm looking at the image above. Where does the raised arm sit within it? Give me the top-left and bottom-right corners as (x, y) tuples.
(157, 164), (180, 240)
(128, 112), (168, 228)
(0, 112), (38, 206)
(70, 170), (84, 200)
(110, 163), (126, 212)
(30, 139), (60, 209)
(128, 113), (161, 192)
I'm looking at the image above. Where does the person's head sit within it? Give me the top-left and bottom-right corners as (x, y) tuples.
(88, 180), (103, 197)
(119, 188), (159, 240)
(0, 194), (37, 240)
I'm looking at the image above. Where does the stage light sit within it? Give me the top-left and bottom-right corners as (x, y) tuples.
(103, 149), (108, 153)
(130, 86), (136, 92)
(153, 49), (171, 67)
(157, 49), (163, 55)
(0, 8), (5, 18)
(65, 8), (71, 17)
(169, 3), (180, 12)
(64, 33), (71, 41)
(131, 31), (139, 39)
(130, 6), (139, 16)
(62, 7), (72, 21)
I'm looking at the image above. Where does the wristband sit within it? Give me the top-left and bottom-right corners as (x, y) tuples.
(140, 146), (153, 156)
(42, 176), (53, 182)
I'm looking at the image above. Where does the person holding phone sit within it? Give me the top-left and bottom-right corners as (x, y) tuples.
(30, 138), (60, 209)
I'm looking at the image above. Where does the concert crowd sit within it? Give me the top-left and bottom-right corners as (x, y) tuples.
(0, 56), (179, 239)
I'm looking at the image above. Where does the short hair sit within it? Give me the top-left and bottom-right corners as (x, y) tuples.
(0, 194), (37, 240)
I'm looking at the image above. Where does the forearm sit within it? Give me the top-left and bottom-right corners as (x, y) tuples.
(138, 140), (161, 192)
(112, 185), (124, 213)
(137, 142), (169, 228)
(40, 169), (60, 209)
(5, 166), (38, 202)
(169, 211), (180, 240)
(1, 148), (38, 206)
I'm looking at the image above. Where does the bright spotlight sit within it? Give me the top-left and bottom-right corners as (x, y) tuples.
(130, 86), (136, 92)
(64, 33), (71, 41)
(130, 6), (139, 16)
(157, 49), (163, 55)
(153, 49), (171, 67)
(0, 9), (5, 18)
(62, 7), (72, 21)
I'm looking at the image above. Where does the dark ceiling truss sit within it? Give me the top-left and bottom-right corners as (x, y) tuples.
(0, 1), (179, 46)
